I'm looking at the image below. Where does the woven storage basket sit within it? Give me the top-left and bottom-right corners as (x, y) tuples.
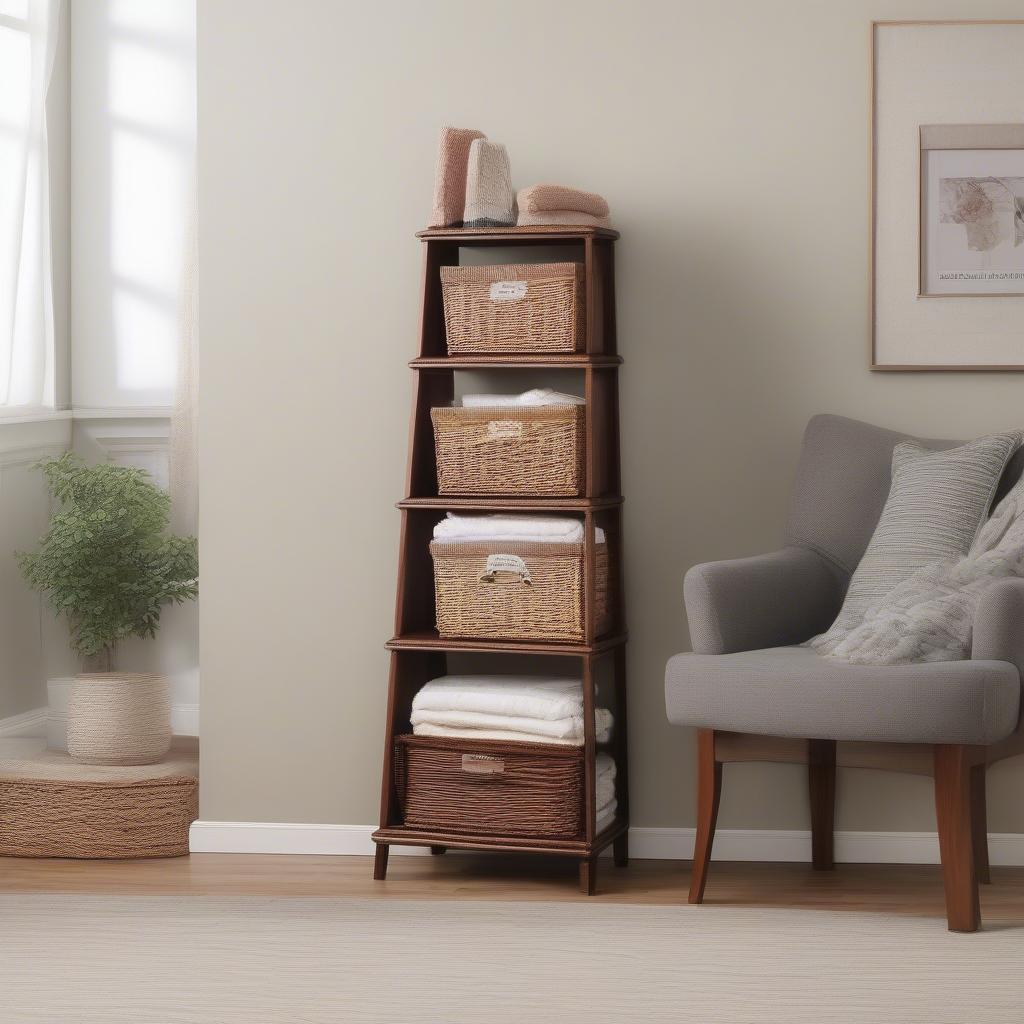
(431, 405), (585, 496)
(431, 540), (610, 642)
(440, 263), (585, 354)
(395, 735), (584, 839)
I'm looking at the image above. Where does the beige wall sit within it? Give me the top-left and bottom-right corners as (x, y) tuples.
(198, 0), (1024, 834)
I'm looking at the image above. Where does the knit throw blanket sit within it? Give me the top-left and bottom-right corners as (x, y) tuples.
(811, 474), (1024, 665)
(516, 184), (611, 227)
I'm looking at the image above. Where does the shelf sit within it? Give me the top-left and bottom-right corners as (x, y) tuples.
(416, 225), (619, 243)
(397, 496), (623, 512)
(386, 630), (628, 657)
(410, 354), (622, 370)
(372, 818), (628, 857)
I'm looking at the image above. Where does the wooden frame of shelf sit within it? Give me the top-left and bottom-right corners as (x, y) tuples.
(372, 225), (627, 895)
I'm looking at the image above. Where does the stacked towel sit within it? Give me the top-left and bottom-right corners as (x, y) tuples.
(461, 388), (584, 409)
(463, 140), (516, 228)
(411, 675), (614, 747)
(433, 514), (606, 545)
(429, 126), (486, 228)
(517, 184), (611, 228)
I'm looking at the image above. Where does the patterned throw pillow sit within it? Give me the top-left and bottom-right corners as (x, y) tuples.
(811, 431), (1021, 654)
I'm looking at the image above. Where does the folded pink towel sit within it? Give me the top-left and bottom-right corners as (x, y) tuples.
(518, 184), (609, 219)
(518, 209), (610, 228)
(429, 126), (486, 228)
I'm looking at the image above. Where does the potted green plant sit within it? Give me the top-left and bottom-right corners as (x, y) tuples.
(18, 454), (198, 765)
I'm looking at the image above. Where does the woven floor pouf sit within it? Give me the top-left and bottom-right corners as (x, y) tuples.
(0, 736), (198, 858)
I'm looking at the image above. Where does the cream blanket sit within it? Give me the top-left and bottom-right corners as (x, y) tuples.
(816, 474), (1024, 665)
(410, 707), (613, 743)
(461, 388), (584, 408)
(412, 675), (587, 720)
(433, 514), (606, 545)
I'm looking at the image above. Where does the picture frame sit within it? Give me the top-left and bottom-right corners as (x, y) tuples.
(870, 21), (1024, 371)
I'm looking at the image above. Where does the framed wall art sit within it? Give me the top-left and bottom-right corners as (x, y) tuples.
(871, 21), (1024, 371)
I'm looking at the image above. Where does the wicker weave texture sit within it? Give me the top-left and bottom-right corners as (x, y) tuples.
(0, 776), (197, 858)
(440, 263), (584, 354)
(431, 540), (610, 642)
(432, 405), (584, 496)
(395, 735), (584, 838)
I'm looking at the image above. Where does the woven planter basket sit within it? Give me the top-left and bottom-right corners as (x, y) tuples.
(431, 540), (610, 643)
(67, 673), (172, 767)
(440, 263), (585, 354)
(395, 735), (585, 839)
(431, 405), (585, 496)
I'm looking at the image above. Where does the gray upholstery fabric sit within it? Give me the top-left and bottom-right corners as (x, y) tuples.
(684, 547), (843, 656)
(973, 577), (1024, 684)
(669, 414), (1024, 751)
(665, 646), (1020, 744)
(784, 415), (959, 576)
(812, 432), (1021, 652)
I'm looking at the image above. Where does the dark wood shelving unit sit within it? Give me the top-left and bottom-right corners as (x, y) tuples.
(372, 225), (627, 894)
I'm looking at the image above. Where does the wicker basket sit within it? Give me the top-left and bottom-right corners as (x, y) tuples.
(431, 405), (585, 496)
(395, 735), (584, 839)
(431, 540), (610, 642)
(440, 263), (585, 354)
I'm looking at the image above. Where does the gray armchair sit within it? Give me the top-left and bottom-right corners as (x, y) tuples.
(665, 414), (1024, 932)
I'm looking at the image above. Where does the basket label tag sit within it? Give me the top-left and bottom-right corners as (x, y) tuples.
(462, 753), (505, 774)
(489, 280), (527, 301)
(481, 553), (532, 585)
(486, 420), (524, 439)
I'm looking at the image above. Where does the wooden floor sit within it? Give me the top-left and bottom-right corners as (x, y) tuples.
(2, 853), (1023, 925)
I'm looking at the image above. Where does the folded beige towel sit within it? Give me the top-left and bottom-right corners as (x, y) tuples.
(517, 210), (610, 228)
(518, 184), (609, 219)
(429, 126), (486, 228)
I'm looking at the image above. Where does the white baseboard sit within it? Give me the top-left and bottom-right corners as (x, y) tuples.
(171, 703), (200, 737)
(188, 821), (1024, 865)
(0, 707), (48, 738)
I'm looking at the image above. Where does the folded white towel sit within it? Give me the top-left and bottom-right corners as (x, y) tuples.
(461, 388), (584, 409)
(410, 707), (613, 743)
(433, 514), (606, 546)
(413, 676), (586, 721)
(596, 775), (616, 809)
(596, 752), (616, 780)
(596, 798), (618, 832)
(412, 711), (612, 747)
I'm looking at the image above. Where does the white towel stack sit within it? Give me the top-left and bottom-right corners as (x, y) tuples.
(461, 388), (584, 409)
(433, 514), (606, 545)
(411, 675), (615, 748)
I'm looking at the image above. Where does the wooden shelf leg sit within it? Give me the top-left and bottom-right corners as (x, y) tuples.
(579, 857), (597, 896)
(613, 831), (628, 868)
(373, 843), (390, 881)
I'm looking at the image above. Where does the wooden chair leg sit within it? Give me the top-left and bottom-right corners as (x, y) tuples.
(688, 729), (722, 904)
(579, 857), (597, 895)
(613, 832), (629, 868)
(971, 764), (991, 885)
(808, 739), (836, 870)
(934, 745), (981, 932)
(373, 843), (389, 881)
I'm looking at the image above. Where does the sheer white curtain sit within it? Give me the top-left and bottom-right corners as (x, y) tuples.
(0, 0), (60, 408)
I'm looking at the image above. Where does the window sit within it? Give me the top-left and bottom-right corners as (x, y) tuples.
(0, 0), (59, 409)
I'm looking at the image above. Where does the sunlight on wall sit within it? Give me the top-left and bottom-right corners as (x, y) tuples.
(107, 0), (194, 396)
(72, 0), (195, 407)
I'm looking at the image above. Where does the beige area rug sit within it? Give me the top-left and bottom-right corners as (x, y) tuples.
(3, 895), (1022, 1023)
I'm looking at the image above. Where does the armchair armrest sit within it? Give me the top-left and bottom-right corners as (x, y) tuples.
(973, 577), (1024, 678)
(683, 546), (844, 655)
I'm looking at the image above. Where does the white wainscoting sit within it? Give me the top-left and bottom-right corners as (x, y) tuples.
(188, 821), (1024, 865)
